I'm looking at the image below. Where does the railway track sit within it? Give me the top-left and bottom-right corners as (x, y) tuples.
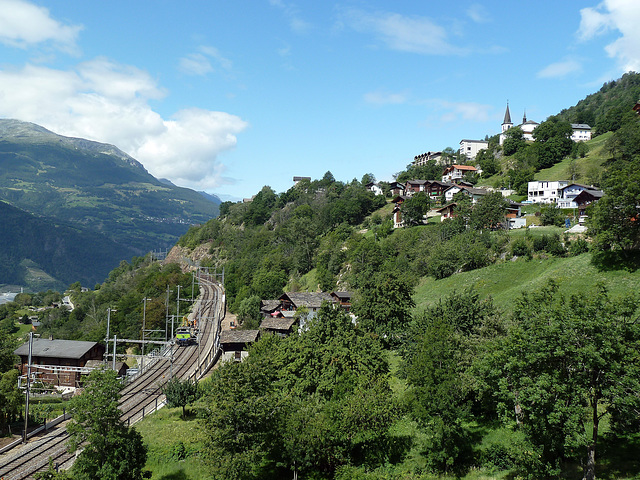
(0, 275), (224, 480)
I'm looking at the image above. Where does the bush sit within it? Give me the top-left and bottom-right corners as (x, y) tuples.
(568, 238), (590, 256)
(532, 234), (565, 256)
(511, 238), (532, 258)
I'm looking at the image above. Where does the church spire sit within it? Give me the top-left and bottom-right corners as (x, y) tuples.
(523, 109), (527, 123)
(503, 102), (512, 124)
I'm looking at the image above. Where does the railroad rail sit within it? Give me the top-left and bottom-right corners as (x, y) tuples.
(0, 275), (224, 480)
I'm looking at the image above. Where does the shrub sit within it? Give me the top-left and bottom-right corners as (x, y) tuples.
(511, 238), (532, 258)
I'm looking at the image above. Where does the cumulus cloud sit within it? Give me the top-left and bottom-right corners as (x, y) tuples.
(341, 8), (467, 55)
(0, 60), (248, 190)
(578, 0), (640, 72)
(0, 0), (82, 52)
(537, 58), (583, 78)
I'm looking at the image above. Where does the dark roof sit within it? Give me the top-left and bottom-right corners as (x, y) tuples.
(503, 104), (512, 124)
(559, 183), (599, 191)
(14, 338), (101, 360)
(436, 203), (457, 213)
(406, 179), (429, 185)
(571, 123), (592, 129)
(260, 317), (297, 330)
(220, 330), (260, 345)
(574, 189), (604, 204)
(279, 292), (333, 309)
(330, 291), (352, 300)
(260, 299), (280, 312)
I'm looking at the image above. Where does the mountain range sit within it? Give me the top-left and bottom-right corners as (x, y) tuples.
(0, 119), (220, 291)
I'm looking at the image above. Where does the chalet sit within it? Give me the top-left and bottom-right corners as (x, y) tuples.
(444, 185), (488, 204)
(330, 291), (352, 312)
(14, 338), (105, 388)
(436, 203), (457, 221)
(404, 179), (429, 195)
(259, 315), (298, 337)
(389, 181), (405, 197)
(220, 330), (260, 362)
(278, 292), (333, 317)
(293, 176), (311, 184)
(84, 359), (128, 378)
(426, 180), (452, 199)
(573, 189), (604, 216)
(365, 182), (384, 196)
(392, 195), (408, 228)
(506, 201), (526, 229)
(442, 165), (478, 183)
(558, 184), (601, 209)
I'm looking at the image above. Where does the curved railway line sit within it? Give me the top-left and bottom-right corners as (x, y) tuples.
(0, 274), (224, 480)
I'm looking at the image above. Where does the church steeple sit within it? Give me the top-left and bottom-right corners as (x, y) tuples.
(502, 102), (513, 133)
(523, 109), (527, 123)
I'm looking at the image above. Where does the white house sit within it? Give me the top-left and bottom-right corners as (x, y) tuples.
(527, 180), (569, 204)
(444, 185), (488, 204)
(570, 124), (592, 142)
(365, 182), (383, 196)
(459, 139), (488, 160)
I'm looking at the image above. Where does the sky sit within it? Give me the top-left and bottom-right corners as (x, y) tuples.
(0, 1), (639, 200)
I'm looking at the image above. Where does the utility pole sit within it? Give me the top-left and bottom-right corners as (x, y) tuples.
(142, 298), (151, 371)
(23, 331), (33, 443)
(165, 286), (171, 342)
(176, 285), (181, 323)
(112, 335), (117, 371)
(105, 307), (116, 364)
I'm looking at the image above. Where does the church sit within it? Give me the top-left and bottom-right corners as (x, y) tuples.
(499, 103), (539, 145)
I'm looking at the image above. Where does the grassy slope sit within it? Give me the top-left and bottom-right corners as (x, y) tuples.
(414, 250), (640, 314)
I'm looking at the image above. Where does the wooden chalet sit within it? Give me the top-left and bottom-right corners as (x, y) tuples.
(436, 203), (457, 221)
(220, 329), (260, 362)
(14, 338), (105, 388)
(330, 291), (352, 311)
(278, 292), (333, 315)
(389, 181), (405, 197)
(574, 189), (604, 216)
(259, 316), (298, 337)
(404, 179), (429, 195)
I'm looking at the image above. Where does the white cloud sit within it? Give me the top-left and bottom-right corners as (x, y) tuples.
(363, 90), (408, 105)
(467, 4), (491, 23)
(0, 60), (248, 190)
(431, 100), (492, 123)
(342, 8), (467, 55)
(578, 0), (640, 72)
(179, 46), (232, 76)
(537, 59), (582, 78)
(0, 0), (82, 52)
(269, 0), (311, 34)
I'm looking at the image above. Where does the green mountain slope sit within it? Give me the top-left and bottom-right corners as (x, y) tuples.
(0, 119), (220, 289)
(0, 201), (139, 291)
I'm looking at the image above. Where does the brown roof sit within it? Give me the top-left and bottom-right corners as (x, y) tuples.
(260, 299), (280, 312)
(220, 330), (260, 345)
(260, 317), (298, 331)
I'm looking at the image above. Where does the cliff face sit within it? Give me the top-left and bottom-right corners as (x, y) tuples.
(164, 243), (214, 272)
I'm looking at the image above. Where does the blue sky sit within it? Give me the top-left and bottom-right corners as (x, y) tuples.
(0, 1), (638, 200)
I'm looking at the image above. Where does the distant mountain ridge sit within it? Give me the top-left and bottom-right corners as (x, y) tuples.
(0, 119), (220, 290)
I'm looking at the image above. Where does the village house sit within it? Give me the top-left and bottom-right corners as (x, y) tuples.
(442, 165), (479, 183)
(435, 203), (457, 221)
(459, 139), (488, 160)
(528, 180), (569, 204)
(14, 338), (105, 388)
(574, 189), (604, 217)
(444, 185), (488, 204)
(570, 124), (592, 142)
(365, 182), (384, 196)
(404, 179), (429, 195)
(389, 181), (405, 197)
(329, 291), (352, 312)
(557, 184), (603, 209)
(220, 330), (260, 362)
(392, 195), (408, 228)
